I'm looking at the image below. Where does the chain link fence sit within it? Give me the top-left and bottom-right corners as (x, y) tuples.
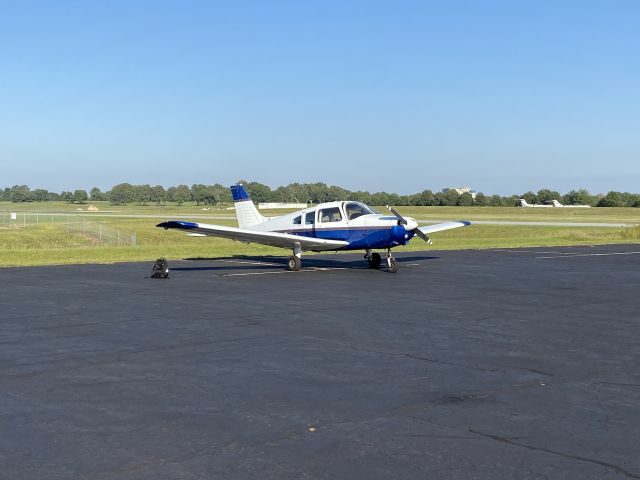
(0, 211), (136, 247)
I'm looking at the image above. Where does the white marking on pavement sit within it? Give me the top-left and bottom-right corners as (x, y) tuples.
(216, 267), (353, 277)
(537, 251), (640, 259)
(215, 259), (283, 266)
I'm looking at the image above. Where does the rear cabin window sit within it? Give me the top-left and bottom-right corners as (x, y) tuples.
(319, 207), (342, 223)
(305, 211), (315, 225)
(293, 215), (302, 225)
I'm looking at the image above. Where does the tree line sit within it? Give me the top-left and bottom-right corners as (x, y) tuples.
(1, 183), (640, 207)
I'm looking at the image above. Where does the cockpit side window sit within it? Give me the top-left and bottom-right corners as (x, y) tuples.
(318, 207), (342, 223)
(293, 215), (302, 225)
(304, 211), (315, 225)
(345, 202), (372, 220)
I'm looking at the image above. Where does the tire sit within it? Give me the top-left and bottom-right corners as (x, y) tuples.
(368, 252), (382, 269)
(287, 256), (301, 271)
(387, 257), (399, 273)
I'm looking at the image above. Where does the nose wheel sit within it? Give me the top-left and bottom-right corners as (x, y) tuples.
(364, 251), (382, 269)
(365, 250), (398, 272)
(386, 255), (399, 273)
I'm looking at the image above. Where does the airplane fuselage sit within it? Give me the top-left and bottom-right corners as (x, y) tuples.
(249, 201), (416, 251)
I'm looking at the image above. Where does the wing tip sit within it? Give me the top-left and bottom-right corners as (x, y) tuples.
(156, 221), (199, 229)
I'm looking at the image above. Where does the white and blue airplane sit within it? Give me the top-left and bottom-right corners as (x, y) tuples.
(157, 184), (471, 273)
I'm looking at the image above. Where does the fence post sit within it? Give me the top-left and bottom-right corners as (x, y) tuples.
(83, 218), (86, 236)
(132, 233), (137, 246)
(99, 224), (102, 245)
(117, 230), (120, 246)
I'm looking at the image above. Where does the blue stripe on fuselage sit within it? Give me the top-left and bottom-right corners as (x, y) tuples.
(280, 226), (414, 250)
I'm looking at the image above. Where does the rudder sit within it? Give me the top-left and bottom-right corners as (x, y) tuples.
(230, 184), (267, 228)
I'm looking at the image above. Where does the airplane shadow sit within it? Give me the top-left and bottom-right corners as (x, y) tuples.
(171, 253), (439, 272)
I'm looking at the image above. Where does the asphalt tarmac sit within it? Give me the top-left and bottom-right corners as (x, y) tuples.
(1, 244), (639, 479)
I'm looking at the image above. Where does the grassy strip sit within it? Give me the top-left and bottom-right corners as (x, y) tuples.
(2, 202), (640, 224)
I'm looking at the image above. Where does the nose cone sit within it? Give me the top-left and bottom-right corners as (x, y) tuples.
(403, 217), (418, 231)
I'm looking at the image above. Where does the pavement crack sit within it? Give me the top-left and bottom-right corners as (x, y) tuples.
(469, 428), (640, 479)
(597, 381), (640, 388)
(404, 353), (501, 373)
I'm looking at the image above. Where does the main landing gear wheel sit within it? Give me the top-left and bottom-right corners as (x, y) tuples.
(367, 252), (382, 269)
(287, 256), (301, 271)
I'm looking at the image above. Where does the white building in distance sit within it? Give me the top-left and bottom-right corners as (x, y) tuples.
(442, 187), (478, 200)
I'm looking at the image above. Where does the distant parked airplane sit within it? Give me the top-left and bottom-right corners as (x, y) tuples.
(518, 199), (590, 208)
(158, 184), (471, 273)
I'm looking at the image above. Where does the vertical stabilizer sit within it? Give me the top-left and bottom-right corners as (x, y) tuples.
(230, 184), (267, 229)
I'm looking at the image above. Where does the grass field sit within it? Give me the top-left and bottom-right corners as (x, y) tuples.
(1, 201), (639, 267)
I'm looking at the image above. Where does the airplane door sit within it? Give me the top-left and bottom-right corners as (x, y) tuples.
(304, 210), (316, 236)
(317, 205), (349, 241)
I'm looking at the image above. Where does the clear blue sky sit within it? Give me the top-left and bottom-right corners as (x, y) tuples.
(1, 0), (638, 195)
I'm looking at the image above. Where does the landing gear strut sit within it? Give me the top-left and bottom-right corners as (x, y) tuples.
(287, 244), (302, 271)
(386, 249), (398, 273)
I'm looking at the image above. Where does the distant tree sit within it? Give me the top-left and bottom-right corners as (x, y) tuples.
(436, 189), (459, 206)
(212, 184), (232, 204)
(352, 190), (373, 205)
(73, 190), (88, 204)
(456, 192), (474, 206)
(244, 182), (272, 203)
(521, 191), (539, 204)
(150, 185), (166, 205)
(272, 186), (291, 203)
(109, 183), (135, 205)
(474, 192), (488, 206)
(9, 185), (33, 202)
(329, 185), (351, 202)
(370, 192), (391, 206)
(308, 183), (332, 203)
(90, 187), (105, 201)
(597, 191), (624, 207)
(537, 189), (562, 203)
(192, 184), (216, 205)
(172, 185), (192, 205)
(563, 189), (594, 206)
(417, 190), (436, 206)
(488, 194), (504, 206)
(132, 184), (152, 204)
(32, 189), (49, 202)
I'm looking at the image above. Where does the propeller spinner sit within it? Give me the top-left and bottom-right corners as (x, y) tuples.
(386, 205), (432, 244)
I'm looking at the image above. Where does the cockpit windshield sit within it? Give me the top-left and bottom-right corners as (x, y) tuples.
(345, 202), (376, 220)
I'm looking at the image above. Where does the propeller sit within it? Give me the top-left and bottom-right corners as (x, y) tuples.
(386, 205), (432, 244)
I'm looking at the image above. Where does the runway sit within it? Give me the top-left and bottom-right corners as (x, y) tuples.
(1, 244), (639, 479)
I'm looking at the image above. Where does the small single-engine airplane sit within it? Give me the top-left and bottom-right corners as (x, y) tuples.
(157, 184), (471, 273)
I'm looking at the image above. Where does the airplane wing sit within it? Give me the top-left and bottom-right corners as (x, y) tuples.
(157, 221), (349, 251)
(418, 220), (471, 235)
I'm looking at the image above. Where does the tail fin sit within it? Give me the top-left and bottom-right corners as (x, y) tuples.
(230, 184), (267, 229)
